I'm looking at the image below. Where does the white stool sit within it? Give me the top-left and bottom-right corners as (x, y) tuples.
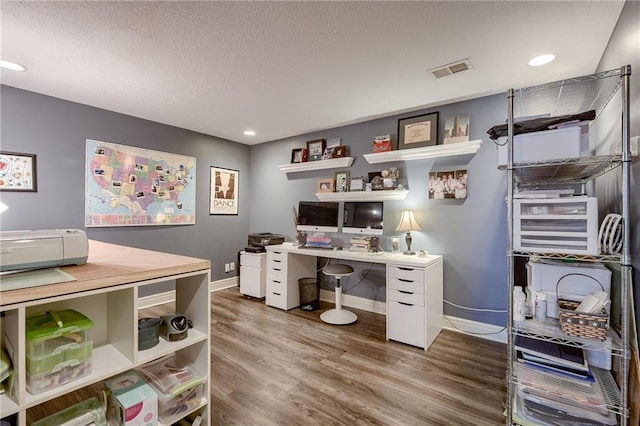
(320, 263), (357, 325)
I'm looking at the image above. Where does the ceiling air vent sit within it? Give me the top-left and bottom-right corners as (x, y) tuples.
(428, 58), (473, 79)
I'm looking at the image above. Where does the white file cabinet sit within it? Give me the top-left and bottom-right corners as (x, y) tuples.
(265, 247), (315, 310)
(386, 261), (443, 349)
(240, 251), (266, 298)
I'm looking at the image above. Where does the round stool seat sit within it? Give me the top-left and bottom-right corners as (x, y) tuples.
(322, 264), (354, 278)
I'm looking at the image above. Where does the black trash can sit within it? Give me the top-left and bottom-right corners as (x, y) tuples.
(298, 277), (320, 311)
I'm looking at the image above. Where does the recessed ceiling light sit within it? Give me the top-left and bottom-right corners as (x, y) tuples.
(0, 60), (28, 71)
(243, 130), (256, 136)
(528, 54), (556, 67)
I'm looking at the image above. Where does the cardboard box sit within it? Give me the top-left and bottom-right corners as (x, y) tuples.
(105, 371), (157, 425)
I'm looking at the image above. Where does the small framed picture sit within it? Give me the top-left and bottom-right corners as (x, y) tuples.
(0, 151), (37, 192)
(332, 146), (347, 158)
(398, 112), (439, 150)
(349, 177), (365, 191)
(326, 137), (341, 148)
(291, 148), (304, 163)
(316, 178), (334, 193)
(334, 170), (350, 192)
(306, 139), (326, 161)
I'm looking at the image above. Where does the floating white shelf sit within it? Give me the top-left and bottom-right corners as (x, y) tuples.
(363, 139), (483, 164)
(278, 157), (354, 173)
(315, 190), (408, 201)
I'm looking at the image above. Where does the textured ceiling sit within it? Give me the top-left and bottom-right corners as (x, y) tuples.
(0, 1), (625, 145)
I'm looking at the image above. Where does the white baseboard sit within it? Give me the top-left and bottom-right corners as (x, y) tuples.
(138, 277), (238, 309)
(319, 289), (387, 315)
(443, 315), (507, 344)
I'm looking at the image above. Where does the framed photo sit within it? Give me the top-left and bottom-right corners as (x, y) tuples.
(316, 178), (334, 193)
(398, 112), (439, 150)
(349, 177), (365, 192)
(443, 115), (470, 144)
(291, 148), (305, 163)
(322, 146), (335, 160)
(210, 166), (239, 215)
(306, 139), (326, 161)
(368, 171), (384, 190)
(334, 170), (350, 192)
(326, 137), (341, 148)
(332, 146), (347, 158)
(0, 151), (37, 192)
(428, 169), (467, 200)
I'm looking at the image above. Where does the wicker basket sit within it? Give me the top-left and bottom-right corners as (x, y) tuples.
(556, 273), (609, 341)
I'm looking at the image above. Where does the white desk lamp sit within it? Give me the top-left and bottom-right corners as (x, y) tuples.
(395, 210), (421, 255)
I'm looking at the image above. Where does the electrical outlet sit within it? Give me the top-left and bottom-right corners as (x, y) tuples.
(229, 262), (235, 271)
(224, 263), (230, 273)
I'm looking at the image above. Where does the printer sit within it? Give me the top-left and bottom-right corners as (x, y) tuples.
(245, 232), (284, 253)
(0, 229), (89, 272)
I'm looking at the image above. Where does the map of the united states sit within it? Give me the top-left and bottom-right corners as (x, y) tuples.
(85, 140), (196, 226)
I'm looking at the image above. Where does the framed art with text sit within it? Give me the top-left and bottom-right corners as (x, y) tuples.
(210, 166), (239, 215)
(398, 112), (439, 150)
(0, 151), (37, 192)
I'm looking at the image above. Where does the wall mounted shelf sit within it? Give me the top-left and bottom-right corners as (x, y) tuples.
(363, 139), (483, 164)
(278, 157), (354, 173)
(315, 190), (408, 201)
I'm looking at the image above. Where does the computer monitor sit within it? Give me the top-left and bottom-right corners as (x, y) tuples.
(343, 201), (383, 235)
(297, 201), (340, 233)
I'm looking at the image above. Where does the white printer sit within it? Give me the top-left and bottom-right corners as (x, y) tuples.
(0, 229), (89, 272)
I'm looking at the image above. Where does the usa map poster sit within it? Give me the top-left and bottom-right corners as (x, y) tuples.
(85, 139), (196, 227)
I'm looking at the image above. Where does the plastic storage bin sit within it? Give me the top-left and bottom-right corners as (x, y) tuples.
(32, 397), (107, 426)
(25, 309), (93, 394)
(136, 355), (206, 423)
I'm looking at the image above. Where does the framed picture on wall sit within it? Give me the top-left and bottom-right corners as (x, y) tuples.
(0, 151), (37, 192)
(398, 112), (439, 150)
(210, 166), (239, 215)
(306, 139), (326, 161)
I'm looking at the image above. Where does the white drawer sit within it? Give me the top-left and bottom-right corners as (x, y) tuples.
(388, 265), (425, 282)
(267, 257), (287, 270)
(240, 265), (265, 298)
(266, 278), (286, 295)
(266, 290), (287, 310)
(388, 300), (425, 348)
(267, 267), (286, 283)
(388, 289), (424, 306)
(240, 252), (265, 268)
(268, 250), (287, 262)
(388, 277), (424, 294)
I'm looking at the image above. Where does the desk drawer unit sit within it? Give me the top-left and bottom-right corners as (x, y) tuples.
(240, 251), (266, 298)
(386, 261), (443, 350)
(265, 247), (316, 311)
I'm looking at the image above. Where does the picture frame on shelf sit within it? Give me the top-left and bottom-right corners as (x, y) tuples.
(290, 148), (307, 163)
(326, 137), (341, 148)
(306, 139), (326, 161)
(322, 146), (335, 160)
(334, 170), (350, 192)
(443, 115), (470, 144)
(349, 177), (365, 192)
(317, 178), (334, 193)
(398, 112), (439, 150)
(368, 171), (384, 190)
(0, 151), (37, 192)
(332, 146), (347, 158)
(210, 166), (239, 215)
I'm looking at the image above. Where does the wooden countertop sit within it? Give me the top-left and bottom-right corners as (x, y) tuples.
(0, 240), (211, 308)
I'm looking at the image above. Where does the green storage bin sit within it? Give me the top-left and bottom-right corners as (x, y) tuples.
(26, 309), (93, 358)
(32, 396), (106, 426)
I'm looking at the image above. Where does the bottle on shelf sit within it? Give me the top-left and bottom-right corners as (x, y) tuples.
(535, 291), (547, 321)
(513, 286), (526, 322)
(524, 285), (533, 319)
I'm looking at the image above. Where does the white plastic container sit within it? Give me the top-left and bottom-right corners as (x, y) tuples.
(535, 291), (547, 321)
(513, 287), (526, 322)
(497, 124), (589, 167)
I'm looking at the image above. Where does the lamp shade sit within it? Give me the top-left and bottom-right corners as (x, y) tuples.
(0, 201), (7, 214)
(395, 210), (421, 232)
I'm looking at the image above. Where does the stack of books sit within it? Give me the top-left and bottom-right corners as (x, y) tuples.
(349, 236), (370, 252)
(304, 234), (333, 249)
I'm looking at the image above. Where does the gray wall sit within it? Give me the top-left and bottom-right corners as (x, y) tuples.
(250, 94), (509, 326)
(0, 86), (251, 295)
(595, 0), (640, 334)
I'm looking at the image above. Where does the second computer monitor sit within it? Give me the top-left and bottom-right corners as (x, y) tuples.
(343, 201), (383, 235)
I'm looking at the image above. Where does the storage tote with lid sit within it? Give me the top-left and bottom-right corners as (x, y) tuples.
(136, 355), (206, 423)
(25, 309), (93, 394)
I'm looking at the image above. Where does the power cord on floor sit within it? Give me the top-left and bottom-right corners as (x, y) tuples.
(444, 316), (506, 336)
(444, 299), (507, 313)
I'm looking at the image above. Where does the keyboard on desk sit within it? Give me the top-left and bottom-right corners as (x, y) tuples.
(300, 244), (335, 250)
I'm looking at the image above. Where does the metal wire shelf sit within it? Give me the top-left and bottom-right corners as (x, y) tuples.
(511, 250), (622, 264)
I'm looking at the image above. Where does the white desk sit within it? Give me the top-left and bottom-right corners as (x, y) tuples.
(265, 244), (443, 350)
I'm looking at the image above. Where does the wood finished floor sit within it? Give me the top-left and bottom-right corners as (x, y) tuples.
(205, 287), (506, 425)
(27, 287), (507, 425)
